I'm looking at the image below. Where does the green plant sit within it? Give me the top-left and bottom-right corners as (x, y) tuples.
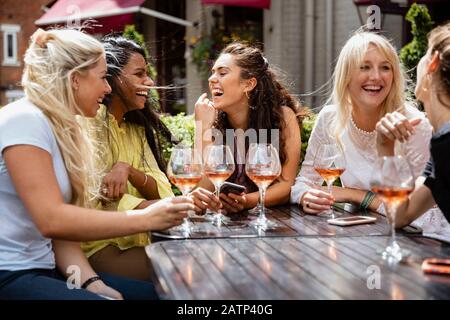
(190, 25), (256, 79)
(122, 25), (161, 110)
(160, 113), (195, 163)
(300, 113), (317, 166)
(159, 111), (317, 171)
(400, 4), (434, 86)
(160, 113), (195, 195)
(190, 26), (230, 78)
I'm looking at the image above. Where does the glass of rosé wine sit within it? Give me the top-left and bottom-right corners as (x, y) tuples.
(370, 155), (414, 263)
(313, 144), (346, 218)
(167, 145), (203, 234)
(245, 143), (281, 230)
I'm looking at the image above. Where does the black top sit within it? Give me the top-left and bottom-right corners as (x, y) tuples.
(423, 121), (450, 222)
(227, 136), (258, 194)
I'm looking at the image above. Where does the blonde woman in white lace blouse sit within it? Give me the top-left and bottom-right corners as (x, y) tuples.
(291, 31), (433, 215)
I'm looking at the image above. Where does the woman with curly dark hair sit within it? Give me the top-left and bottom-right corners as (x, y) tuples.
(195, 42), (306, 215)
(82, 36), (220, 281)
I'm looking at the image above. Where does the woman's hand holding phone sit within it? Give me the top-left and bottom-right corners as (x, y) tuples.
(220, 192), (247, 214)
(219, 182), (247, 214)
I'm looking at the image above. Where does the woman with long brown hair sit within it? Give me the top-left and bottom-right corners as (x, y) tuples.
(195, 42), (305, 215)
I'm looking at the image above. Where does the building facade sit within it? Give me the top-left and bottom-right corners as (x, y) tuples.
(0, 0), (50, 106)
(185, 0), (447, 112)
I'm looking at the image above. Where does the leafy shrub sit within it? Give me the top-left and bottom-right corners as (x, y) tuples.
(300, 113), (317, 165)
(160, 112), (195, 162)
(159, 112), (317, 168)
(400, 4), (434, 86)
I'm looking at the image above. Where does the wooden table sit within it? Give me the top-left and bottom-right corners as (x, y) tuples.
(146, 235), (450, 300)
(151, 204), (421, 240)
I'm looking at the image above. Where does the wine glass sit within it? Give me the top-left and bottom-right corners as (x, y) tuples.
(245, 143), (281, 230)
(204, 144), (235, 226)
(167, 145), (203, 234)
(370, 155), (414, 263)
(313, 144), (346, 218)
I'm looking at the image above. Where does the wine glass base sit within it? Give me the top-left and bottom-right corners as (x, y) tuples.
(171, 220), (192, 235)
(249, 216), (279, 231)
(380, 243), (411, 263)
(247, 206), (273, 216)
(317, 208), (340, 219)
(210, 213), (231, 226)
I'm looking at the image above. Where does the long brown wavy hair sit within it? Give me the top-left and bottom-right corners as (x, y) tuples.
(212, 42), (307, 165)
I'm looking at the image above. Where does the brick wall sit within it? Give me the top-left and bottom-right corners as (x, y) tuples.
(0, 0), (49, 105)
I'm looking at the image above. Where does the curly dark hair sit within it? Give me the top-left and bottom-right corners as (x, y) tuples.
(101, 35), (175, 172)
(213, 42), (307, 166)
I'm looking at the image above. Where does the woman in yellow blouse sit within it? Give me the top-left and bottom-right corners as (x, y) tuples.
(81, 36), (220, 281)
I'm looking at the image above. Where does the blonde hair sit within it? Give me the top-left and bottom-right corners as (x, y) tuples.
(328, 31), (407, 148)
(428, 22), (450, 103)
(22, 29), (104, 207)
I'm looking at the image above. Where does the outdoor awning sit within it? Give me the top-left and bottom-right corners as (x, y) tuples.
(36, 0), (193, 29)
(202, 0), (271, 9)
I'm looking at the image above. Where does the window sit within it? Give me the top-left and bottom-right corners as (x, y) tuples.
(1, 24), (21, 67)
(5, 90), (25, 103)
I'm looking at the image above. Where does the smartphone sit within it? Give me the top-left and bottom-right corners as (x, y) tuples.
(422, 258), (450, 276)
(327, 216), (377, 226)
(220, 182), (247, 195)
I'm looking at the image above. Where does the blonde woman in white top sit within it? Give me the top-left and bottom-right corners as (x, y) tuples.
(0, 28), (193, 300)
(291, 31), (433, 214)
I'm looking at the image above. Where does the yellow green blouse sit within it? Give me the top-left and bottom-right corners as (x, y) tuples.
(81, 105), (173, 258)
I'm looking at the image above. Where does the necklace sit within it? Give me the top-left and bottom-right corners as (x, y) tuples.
(349, 114), (376, 136)
(347, 115), (377, 163)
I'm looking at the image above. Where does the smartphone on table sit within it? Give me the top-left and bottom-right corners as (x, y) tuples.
(422, 258), (450, 276)
(220, 182), (247, 195)
(327, 216), (377, 226)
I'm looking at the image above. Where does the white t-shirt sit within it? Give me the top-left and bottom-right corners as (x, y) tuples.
(0, 98), (72, 271)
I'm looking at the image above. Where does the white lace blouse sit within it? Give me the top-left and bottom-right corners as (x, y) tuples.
(291, 104), (450, 240)
(291, 104), (433, 204)
(291, 105), (450, 239)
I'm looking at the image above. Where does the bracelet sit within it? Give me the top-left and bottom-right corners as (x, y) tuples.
(360, 191), (376, 211)
(81, 276), (101, 289)
(141, 174), (148, 187)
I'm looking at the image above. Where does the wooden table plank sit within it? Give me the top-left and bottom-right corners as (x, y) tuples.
(145, 244), (193, 299)
(301, 237), (424, 299)
(316, 237), (429, 299)
(194, 240), (286, 299)
(353, 237), (450, 299)
(231, 238), (330, 299)
(147, 236), (450, 300)
(151, 204), (415, 241)
(217, 239), (293, 299)
(182, 241), (243, 299)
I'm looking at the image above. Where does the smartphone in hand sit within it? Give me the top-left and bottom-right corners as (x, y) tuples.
(220, 182), (247, 195)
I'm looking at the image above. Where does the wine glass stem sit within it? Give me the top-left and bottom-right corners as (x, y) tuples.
(386, 202), (397, 246)
(327, 180), (335, 218)
(258, 186), (267, 221)
(181, 190), (190, 228)
(215, 182), (222, 214)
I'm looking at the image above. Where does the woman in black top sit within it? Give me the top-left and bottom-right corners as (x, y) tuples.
(375, 22), (450, 226)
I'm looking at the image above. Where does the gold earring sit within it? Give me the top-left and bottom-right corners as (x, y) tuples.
(423, 74), (432, 92)
(245, 91), (250, 100)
